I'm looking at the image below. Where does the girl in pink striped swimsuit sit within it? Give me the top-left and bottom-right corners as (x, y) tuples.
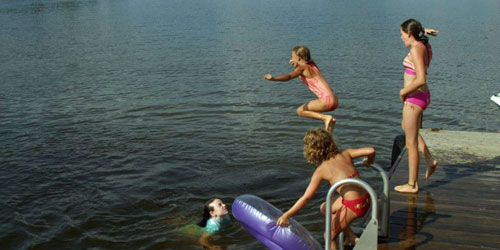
(395, 19), (439, 194)
(265, 46), (338, 133)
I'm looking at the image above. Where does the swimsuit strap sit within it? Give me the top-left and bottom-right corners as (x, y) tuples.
(305, 63), (321, 76)
(419, 41), (432, 66)
(347, 170), (358, 178)
(332, 205), (348, 236)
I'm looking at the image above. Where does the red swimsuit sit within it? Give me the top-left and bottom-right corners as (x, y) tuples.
(332, 171), (371, 234)
(341, 171), (370, 217)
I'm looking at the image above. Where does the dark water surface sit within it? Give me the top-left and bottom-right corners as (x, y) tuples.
(1, 0), (499, 249)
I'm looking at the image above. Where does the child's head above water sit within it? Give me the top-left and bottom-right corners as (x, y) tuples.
(303, 128), (339, 165)
(198, 198), (229, 228)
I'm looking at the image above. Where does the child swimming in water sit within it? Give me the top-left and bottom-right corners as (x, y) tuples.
(198, 198), (231, 249)
(265, 45), (338, 133)
(276, 128), (376, 249)
(198, 198), (231, 234)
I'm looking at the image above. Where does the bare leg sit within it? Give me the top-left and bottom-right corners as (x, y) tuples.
(331, 207), (358, 250)
(320, 196), (341, 215)
(395, 103), (422, 194)
(297, 99), (336, 133)
(417, 134), (438, 179)
(321, 197), (342, 249)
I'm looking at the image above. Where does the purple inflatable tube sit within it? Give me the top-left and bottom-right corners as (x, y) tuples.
(232, 194), (322, 250)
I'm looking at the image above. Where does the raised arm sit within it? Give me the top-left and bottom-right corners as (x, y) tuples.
(424, 28), (439, 37)
(276, 169), (322, 226)
(265, 67), (303, 82)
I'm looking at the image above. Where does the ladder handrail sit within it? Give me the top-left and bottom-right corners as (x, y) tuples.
(353, 162), (389, 238)
(325, 178), (378, 250)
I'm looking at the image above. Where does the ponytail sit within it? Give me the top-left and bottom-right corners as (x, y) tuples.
(292, 45), (317, 67)
(401, 19), (429, 45)
(198, 198), (216, 227)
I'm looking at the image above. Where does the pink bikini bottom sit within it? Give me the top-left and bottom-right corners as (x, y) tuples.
(405, 91), (431, 110)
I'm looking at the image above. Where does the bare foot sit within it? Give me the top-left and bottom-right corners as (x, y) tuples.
(394, 183), (419, 194)
(344, 237), (359, 247)
(324, 115), (336, 133)
(425, 160), (438, 180)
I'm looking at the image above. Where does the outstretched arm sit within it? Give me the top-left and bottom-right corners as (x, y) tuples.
(265, 67), (303, 82)
(276, 169), (322, 226)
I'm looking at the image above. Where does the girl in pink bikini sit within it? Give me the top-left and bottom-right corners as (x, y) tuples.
(276, 128), (376, 249)
(395, 19), (439, 194)
(265, 46), (338, 133)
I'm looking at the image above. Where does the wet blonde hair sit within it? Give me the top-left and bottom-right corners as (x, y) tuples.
(303, 128), (339, 165)
(293, 45), (316, 66)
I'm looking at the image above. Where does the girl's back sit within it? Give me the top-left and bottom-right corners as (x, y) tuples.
(321, 151), (367, 200)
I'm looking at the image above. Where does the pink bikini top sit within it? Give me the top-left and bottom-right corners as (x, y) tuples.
(403, 42), (432, 75)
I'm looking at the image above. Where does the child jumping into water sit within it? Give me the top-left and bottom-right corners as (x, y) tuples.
(265, 46), (338, 133)
(276, 128), (376, 249)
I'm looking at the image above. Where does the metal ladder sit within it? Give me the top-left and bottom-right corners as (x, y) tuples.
(325, 163), (389, 250)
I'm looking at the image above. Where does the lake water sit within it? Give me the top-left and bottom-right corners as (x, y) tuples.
(1, 0), (499, 249)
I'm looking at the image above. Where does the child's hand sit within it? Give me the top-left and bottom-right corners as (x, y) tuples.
(399, 89), (407, 103)
(361, 157), (370, 167)
(276, 214), (289, 227)
(265, 74), (273, 80)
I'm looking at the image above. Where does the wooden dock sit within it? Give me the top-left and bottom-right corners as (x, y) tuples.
(378, 129), (500, 250)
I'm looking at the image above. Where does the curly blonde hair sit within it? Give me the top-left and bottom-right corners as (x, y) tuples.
(303, 128), (339, 165)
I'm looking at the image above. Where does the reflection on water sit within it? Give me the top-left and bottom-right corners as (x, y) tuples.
(200, 234), (228, 250)
(397, 191), (436, 249)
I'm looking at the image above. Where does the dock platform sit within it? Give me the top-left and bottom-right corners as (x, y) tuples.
(378, 129), (500, 250)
